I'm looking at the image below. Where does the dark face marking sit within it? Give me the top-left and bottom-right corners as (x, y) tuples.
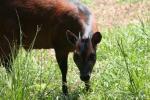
(73, 38), (96, 81)
(66, 30), (102, 82)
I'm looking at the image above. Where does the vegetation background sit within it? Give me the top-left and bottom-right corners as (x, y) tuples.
(0, 0), (150, 99)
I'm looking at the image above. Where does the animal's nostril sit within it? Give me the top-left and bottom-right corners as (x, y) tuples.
(80, 75), (90, 81)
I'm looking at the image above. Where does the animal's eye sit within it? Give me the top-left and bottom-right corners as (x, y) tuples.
(88, 53), (96, 61)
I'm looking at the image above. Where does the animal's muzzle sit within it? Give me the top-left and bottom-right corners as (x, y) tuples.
(80, 74), (90, 81)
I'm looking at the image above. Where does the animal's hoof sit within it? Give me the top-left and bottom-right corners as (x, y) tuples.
(62, 85), (68, 95)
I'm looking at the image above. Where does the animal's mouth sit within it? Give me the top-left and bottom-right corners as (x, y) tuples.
(80, 74), (91, 81)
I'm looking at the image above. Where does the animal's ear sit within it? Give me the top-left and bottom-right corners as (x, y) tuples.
(66, 30), (78, 45)
(92, 32), (102, 45)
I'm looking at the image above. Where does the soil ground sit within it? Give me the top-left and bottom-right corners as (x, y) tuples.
(89, 0), (150, 29)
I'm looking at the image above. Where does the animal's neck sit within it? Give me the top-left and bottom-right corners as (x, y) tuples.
(74, 1), (93, 39)
(82, 14), (93, 39)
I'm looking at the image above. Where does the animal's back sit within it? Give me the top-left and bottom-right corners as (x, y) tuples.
(0, 0), (96, 53)
(0, 0), (83, 50)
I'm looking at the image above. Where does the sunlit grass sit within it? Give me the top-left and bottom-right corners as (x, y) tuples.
(0, 18), (149, 99)
(81, 0), (92, 4)
(97, 19), (150, 99)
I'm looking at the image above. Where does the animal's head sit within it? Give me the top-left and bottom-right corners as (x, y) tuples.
(66, 30), (102, 82)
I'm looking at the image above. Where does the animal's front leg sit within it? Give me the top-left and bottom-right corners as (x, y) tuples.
(55, 50), (69, 95)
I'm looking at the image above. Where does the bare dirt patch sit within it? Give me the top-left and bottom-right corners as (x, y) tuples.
(89, 0), (150, 29)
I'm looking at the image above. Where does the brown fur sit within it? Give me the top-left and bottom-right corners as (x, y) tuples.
(0, 0), (101, 94)
(1, 0), (81, 50)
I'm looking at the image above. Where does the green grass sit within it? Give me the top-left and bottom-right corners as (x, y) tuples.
(81, 0), (92, 4)
(0, 18), (150, 100)
(98, 19), (150, 99)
